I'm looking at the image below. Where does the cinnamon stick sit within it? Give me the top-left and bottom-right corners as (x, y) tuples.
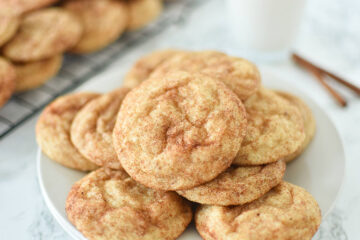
(309, 67), (347, 107)
(292, 53), (360, 95)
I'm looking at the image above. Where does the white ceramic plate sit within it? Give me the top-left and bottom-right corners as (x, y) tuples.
(37, 70), (345, 240)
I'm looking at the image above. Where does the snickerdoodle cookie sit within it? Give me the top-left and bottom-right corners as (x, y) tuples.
(276, 91), (316, 162)
(113, 71), (247, 190)
(63, 0), (128, 53)
(123, 49), (183, 88)
(3, 8), (82, 62)
(71, 88), (130, 170)
(233, 88), (305, 165)
(13, 55), (63, 92)
(0, 57), (16, 108)
(177, 160), (285, 206)
(127, 0), (163, 31)
(66, 168), (192, 240)
(0, 0), (59, 16)
(36, 92), (100, 171)
(195, 182), (321, 240)
(151, 51), (261, 101)
(0, 16), (19, 47)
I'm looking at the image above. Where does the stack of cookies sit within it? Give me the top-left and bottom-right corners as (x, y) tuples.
(36, 49), (321, 240)
(0, 0), (164, 108)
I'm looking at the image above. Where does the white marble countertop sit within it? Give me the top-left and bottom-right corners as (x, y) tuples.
(1, 0), (359, 239)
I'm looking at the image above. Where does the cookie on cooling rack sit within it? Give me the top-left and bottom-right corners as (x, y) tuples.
(3, 8), (82, 62)
(0, 16), (20, 47)
(127, 0), (163, 31)
(63, 0), (128, 53)
(13, 55), (63, 92)
(0, 58), (16, 108)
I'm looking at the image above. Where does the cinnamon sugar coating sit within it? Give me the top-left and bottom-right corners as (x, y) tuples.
(195, 182), (321, 240)
(177, 160), (285, 206)
(66, 168), (192, 240)
(113, 71), (247, 190)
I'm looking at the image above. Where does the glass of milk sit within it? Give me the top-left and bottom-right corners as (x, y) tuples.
(225, 0), (307, 62)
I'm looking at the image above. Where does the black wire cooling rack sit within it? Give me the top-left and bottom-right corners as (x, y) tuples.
(0, 0), (206, 139)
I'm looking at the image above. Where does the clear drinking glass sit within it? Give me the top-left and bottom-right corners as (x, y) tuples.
(225, 0), (307, 62)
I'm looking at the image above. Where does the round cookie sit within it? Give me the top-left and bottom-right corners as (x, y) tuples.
(0, 16), (20, 47)
(71, 88), (130, 169)
(127, 0), (163, 31)
(3, 8), (83, 62)
(233, 88), (305, 165)
(177, 160), (286, 206)
(0, 57), (16, 108)
(113, 71), (247, 190)
(66, 168), (192, 240)
(0, 0), (59, 16)
(63, 0), (128, 53)
(276, 91), (316, 162)
(36, 92), (100, 171)
(195, 182), (321, 240)
(123, 49), (183, 88)
(151, 51), (261, 101)
(13, 55), (63, 92)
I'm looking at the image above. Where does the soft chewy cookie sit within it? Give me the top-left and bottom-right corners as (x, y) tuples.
(123, 49), (183, 88)
(14, 55), (63, 92)
(177, 160), (285, 206)
(195, 182), (321, 240)
(127, 0), (163, 31)
(0, 57), (16, 108)
(233, 88), (305, 165)
(3, 8), (82, 62)
(151, 51), (261, 101)
(0, 16), (20, 47)
(36, 92), (100, 171)
(71, 88), (130, 169)
(276, 91), (316, 162)
(66, 168), (192, 240)
(0, 0), (59, 16)
(113, 71), (247, 190)
(64, 0), (128, 53)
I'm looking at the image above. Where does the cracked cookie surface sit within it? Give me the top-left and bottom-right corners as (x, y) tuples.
(234, 88), (305, 165)
(123, 49), (183, 88)
(71, 88), (130, 169)
(276, 91), (316, 162)
(177, 160), (285, 206)
(151, 51), (261, 101)
(195, 181), (321, 240)
(36, 92), (100, 171)
(3, 8), (82, 62)
(66, 168), (192, 240)
(113, 71), (247, 190)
